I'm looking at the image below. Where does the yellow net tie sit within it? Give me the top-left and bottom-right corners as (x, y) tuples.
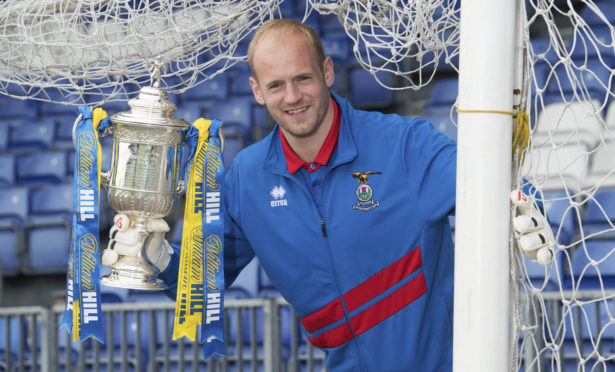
(456, 108), (530, 165)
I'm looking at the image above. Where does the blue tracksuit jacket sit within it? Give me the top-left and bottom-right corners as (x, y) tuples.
(162, 93), (457, 371)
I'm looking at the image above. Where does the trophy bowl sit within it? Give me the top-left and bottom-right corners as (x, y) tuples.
(100, 85), (189, 290)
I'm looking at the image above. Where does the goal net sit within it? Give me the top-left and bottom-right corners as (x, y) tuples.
(1, 0), (614, 370)
(515, 1), (615, 371)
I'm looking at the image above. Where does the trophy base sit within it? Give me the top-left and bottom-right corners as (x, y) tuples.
(101, 259), (168, 291)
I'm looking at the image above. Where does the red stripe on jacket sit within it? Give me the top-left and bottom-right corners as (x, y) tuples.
(300, 246), (425, 348)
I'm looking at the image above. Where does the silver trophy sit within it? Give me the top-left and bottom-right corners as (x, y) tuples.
(73, 64), (189, 290)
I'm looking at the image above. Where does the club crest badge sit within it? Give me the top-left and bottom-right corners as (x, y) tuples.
(352, 171), (381, 211)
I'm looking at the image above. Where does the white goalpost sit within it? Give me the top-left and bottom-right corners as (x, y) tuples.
(1, 0), (615, 371)
(453, 0), (516, 370)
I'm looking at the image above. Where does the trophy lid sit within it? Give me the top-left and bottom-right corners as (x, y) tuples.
(110, 85), (189, 129)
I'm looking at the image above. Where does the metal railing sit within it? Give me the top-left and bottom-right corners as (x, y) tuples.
(0, 297), (327, 372)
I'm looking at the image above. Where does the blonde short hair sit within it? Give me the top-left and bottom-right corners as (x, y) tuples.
(247, 19), (325, 78)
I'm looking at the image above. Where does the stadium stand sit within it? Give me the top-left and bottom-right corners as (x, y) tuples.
(0, 187), (29, 276)
(7, 118), (55, 151)
(23, 183), (73, 274)
(1, 2), (613, 370)
(0, 154), (15, 187)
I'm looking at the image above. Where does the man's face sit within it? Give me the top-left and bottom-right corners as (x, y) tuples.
(249, 30), (334, 140)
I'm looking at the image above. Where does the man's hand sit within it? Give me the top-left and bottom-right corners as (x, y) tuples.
(511, 190), (555, 265)
(101, 214), (173, 272)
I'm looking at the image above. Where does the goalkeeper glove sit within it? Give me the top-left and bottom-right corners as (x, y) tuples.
(510, 190), (555, 265)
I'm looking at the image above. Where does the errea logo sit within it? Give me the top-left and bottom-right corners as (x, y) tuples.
(270, 186), (288, 207)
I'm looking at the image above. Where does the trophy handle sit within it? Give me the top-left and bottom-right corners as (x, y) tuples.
(176, 179), (185, 196)
(71, 114), (82, 149)
(101, 171), (110, 189)
(71, 112), (114, 149)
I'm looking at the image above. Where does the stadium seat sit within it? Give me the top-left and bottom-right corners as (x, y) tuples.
(8, 118), (56, 151)
(23, 183), (73, 274)
(251, 104), (272, 140)
(258, 265), (281, 298)
(0, 188), (29, 276)
(16, 151), (67, 185)
(521, 143), (589, 193)
(534, 100), (603, 148)
(544, 59), (612, 104)
(173, 101), (206, 125)
(563, 299), (615, 356)
(182, 74), (229, 101)
(0, 123), (9, 152)
(568, 26), (615, 68)
(205, 98), (254, 140)
(228, 258), (259, 298)
(0, 97), (38, 120)
(229, 70), (254, 97)
(584, 140), (615, 189)
(424, 112), (457, 141)
(347, 66), (396, 109)
(423, 78), (458, 115)
(571, 240), (615, 289)
(0, 155), (15, 187)
(541, 191), (580, 247)
(222, 125), (249, 169)
(53, 114), (80, 149)
(582, 191), (615, 239)
(322, 34), (352, 66)
(580, 1), (615, 27)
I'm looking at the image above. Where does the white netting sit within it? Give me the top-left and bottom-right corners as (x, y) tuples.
(515, 0), (615, 371)
(0, 0), (283, 105)
(4, 0), (614, 370)
(310, 0), (460, 89)
(0, 0), (461, 107)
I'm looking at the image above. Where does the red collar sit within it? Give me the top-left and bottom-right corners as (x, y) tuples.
(280, 97), (340, 174)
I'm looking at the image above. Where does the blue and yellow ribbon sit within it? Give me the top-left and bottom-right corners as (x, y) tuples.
(60, 106), (109, 343)
(173, 118), (225, 358)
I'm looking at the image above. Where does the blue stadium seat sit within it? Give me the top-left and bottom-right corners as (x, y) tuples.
(541, 191), (580, 246)
(251, 105), (272, 140)
(322, 34), (352, 66)
(568, 26), (614, 67)
(173, 101), (206, 125)
(424, 112), (457, 141)
(229, 70), (253, 97)
(0, 97), (38, 120)
(8, 118), (56, 151)
(183, 74), (229, 101)
(563, 299), (615, 356)
(228, 258), (259, 298)
(24, 183), (73, 273)
(53, 114), (80, 149)
(347, 66), (396, 109)
(320, 15), (346, 36)
(544, 59), (612, 103)
(582, 191), (615, 239)
(0, 187), (29, 276)
(38, 88), (83, 116)
(222, 125), (249, 169)
(0, 316), (29, 364)
(424, 78), (458, 115)
(16, 151), (67, 185)
(571, 240), (615, 289)
(258, 265), (281, 298)
(205, 98), (254, 136)
(0, 122), (10, 152)
(0, 155), (15, 187)
(580, 1), (615, 27)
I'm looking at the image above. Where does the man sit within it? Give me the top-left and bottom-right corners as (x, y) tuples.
(103, 19), (553, 371)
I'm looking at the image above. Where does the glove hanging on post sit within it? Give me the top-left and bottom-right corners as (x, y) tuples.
(510, 190), (555, 265)
(101, 214), (173, 272)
